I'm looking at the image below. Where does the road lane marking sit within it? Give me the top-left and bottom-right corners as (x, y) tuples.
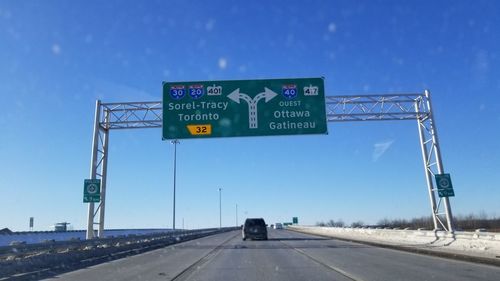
(171, 231), (240, 281)
(276, 233), (365, 281)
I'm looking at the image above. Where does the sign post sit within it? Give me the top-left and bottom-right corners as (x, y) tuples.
(163, 78), (327, 139)
(83, 179), (101, 203)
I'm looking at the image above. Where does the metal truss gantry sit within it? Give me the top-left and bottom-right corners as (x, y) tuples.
(86, 90), (453, 239)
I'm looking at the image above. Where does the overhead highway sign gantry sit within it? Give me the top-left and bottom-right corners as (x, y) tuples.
(85, 88), (455, 240)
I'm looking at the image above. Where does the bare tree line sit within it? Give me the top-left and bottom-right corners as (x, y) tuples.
(316, 213), (500, 231)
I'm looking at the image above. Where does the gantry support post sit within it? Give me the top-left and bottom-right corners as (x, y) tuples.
(87, 100), (101, 239)
(97, 109), (110, 238)
(414, 90), (454, 231)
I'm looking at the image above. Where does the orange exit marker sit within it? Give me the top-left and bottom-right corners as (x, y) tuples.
(187, 124), (212, 135)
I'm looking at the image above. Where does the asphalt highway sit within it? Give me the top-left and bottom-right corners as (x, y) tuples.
(46, 229), (500, 281)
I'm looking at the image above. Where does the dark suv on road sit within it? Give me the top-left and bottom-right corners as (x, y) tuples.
(242, 218), (268, 240)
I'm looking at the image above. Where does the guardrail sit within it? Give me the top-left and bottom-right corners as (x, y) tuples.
(0, 228), (174, 246)
(0, 227), (239, 279)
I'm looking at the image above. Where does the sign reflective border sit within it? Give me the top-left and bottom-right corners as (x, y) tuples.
(162, 78), (328, 139)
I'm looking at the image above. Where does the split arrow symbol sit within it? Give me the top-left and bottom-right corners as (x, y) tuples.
(227, 88), (278, 129)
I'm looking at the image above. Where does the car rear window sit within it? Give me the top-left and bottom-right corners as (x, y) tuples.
(245, 219), (265, 227)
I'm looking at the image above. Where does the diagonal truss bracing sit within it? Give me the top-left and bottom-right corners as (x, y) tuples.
(100, 101), (162, 129)
(96, 95), (429, 127)
(86, 91), (454, 239)
(326, 94), (425, 121)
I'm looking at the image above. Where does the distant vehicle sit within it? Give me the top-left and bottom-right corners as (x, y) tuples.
(274, 223), (283, 229)
(242, 218), (268, 240)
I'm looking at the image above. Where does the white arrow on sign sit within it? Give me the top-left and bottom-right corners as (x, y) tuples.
(227, 87), (278, 129)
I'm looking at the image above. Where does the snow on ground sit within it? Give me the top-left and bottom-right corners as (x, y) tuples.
(0, 229), (171, 246)
(289, 226), (500, 261)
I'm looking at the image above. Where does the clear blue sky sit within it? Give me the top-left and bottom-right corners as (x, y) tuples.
(1, 0), (499, 231)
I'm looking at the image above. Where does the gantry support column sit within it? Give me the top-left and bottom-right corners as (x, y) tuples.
(86, 101), (111, 239)
(415, 90), (454, 231)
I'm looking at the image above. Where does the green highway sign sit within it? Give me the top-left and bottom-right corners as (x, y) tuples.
(162, 78), (328, 139)
(435, 173), (455, 198)
(292, 217), (298, 224)
(83, 179), (101, 203)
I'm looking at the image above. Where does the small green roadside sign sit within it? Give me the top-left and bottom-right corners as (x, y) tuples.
(83, 179), (101, 203)
(292, 217), (298, 224)
(435, 173), (455, 198)
(162, 77), (328, 139)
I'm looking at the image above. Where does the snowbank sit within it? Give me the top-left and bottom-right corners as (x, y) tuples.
(289, 226), (500, 263)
